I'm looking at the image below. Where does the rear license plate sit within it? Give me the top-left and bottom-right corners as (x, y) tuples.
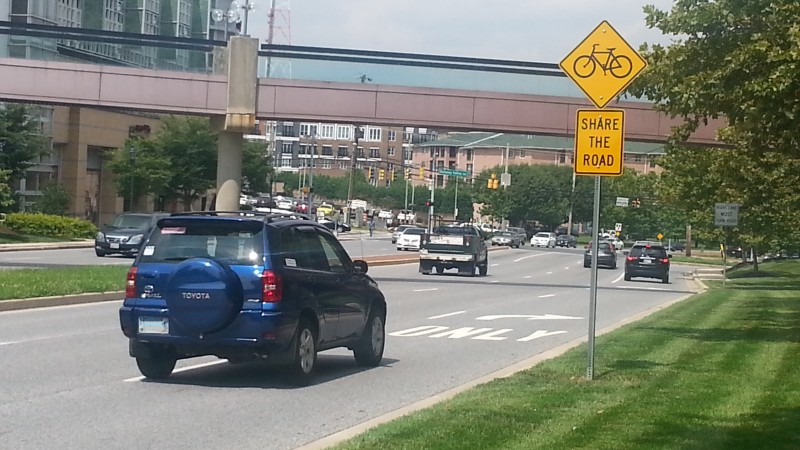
(138, 317), (169, 334)
(641, 258), (653, 265)
(110, 243), (120, 249)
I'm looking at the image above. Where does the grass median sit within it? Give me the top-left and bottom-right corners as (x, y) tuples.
(333, 260), (800, 450)
(0, 266), (128, 300)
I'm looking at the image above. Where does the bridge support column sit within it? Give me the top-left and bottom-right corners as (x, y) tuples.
(62, 107), (88, 218)
(212, 116), (243, 211)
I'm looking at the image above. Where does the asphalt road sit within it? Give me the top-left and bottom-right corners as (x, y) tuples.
(0, 247), (699, 450)
(0, 233), (401, 269)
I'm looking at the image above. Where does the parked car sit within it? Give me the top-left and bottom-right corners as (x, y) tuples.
(531, 232), (557, 248)
(252, 196), (277, 211)
(396, 227), (426, 251)
(378, 209), (394, 220)
(118, 211), (387, 385)
(295, 202), (310, 214)
(506, 227), (527, 242)
(609, 236), (625, 251)
(95, 212), (169, 257)
(392, 224), (416, 243)
(584, 240), (618, 269)
(625, 241), (671, 283)
(491, 231), (522, 248)
(318, 218), (351, 233)
(316, 203), (335, 216)
(555, 234), (578, 248)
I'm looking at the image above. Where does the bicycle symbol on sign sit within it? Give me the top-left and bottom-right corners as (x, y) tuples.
(573, 44), (633, 79)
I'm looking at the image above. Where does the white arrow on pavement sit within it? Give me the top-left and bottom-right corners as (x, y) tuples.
(475, 314), (583, 321)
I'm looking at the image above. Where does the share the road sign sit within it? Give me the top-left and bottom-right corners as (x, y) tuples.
(560, 20), (648, 109)
(574, 109), (624, 176)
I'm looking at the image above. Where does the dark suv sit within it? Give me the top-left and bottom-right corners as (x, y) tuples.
(624, 242), (671, 283)
(95, 212), (169, 257)
(118, 211), (387, 385)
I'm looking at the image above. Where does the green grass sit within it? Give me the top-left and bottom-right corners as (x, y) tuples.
(0, 230), (71, 244)
(670, 255), (730, 266)
(334, 260), (800, 450)
(0, 265), (129, 300)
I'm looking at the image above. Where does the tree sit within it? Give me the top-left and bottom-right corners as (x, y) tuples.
(0, 169), (14, 211)
(0, 104), (48, 185)
(155, 116), (217, 210)
(108, 138), (172, 209)
(631, 1), (800, 157)
(242, 140), (273, 194)
(31, 182), (71, 216)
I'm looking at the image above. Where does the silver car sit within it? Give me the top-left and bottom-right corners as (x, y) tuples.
(491, 231), (522, 248)
(392, 224), (415, 243)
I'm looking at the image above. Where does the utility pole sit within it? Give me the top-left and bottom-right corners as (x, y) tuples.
(308, 134), (316, 207)
(129, 144), (137, 211)
(346, 126), (362, 225)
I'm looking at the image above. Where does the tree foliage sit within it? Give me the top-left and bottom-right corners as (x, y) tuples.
(31, 182), (72, 216)
(156, 116), (217, 209)
(0, 104), (48, 184)
(108, 137), (172, 208)
(631, 1), (800, 156)
(242, 140), (273, 194)
(0, 169), (14, 210)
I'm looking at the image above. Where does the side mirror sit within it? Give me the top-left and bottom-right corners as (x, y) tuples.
(353, 259), (369, 274)
(667, 254), (673, 259)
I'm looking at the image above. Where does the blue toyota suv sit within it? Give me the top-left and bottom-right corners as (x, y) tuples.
(119, 211), (387, 385)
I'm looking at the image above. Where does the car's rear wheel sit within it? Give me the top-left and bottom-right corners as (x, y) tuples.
(479, 260), (488, 276)
(288, 319), (317, 386)
(662, 275), (669, 284)
(354, 308), (386, 367)
(136, 354), (177, 380)
(624, 272), (632, 281)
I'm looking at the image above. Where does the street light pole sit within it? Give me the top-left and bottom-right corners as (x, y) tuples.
(308, 135), (316, 207)
(454, 177), (458, 220)
(129, 144), (137, 211)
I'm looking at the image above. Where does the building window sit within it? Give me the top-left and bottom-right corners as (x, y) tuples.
(388, 146), (396, 156)
(299, 123), (318, 137)
(280, 158), (292, 168)
(339, 161), (348, 170)
(649, 156), (658, 168)
(281, 123), (294, 136)
(337, 146), (349, 157)
(467, 164), (473, 173)
(437, 161), (444, 169)
(321, 160), (332, 169)
(319, 124), (335, 139)
(404, 148), (412, 161)
(558, 150), (566, 164)
(282, 143), (293, 154)
(322, 145), (333, 156)
(298, 144), (309, 155)
(369, 148), (380, 158)
(368, 127), (381, 141)
(357, 148), (365, 158)
(466, 149), (473, 161)
(449, 148), (457, 158)
(388, 130), (397, 141)
(337, 125), (352, 140)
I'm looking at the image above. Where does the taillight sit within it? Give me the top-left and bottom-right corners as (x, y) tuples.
(262, 270), (283, 303)
(626, 256), (636, 261)
(661, 258), (670, 263)
(126, 267), (138, 298)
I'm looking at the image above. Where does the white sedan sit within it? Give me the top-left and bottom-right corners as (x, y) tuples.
(396, 227), (426, 251)
(530, 232), (557, 248)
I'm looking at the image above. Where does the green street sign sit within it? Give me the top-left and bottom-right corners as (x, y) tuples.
(439, 169), (470, 177)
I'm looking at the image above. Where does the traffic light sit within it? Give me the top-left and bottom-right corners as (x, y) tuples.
(390, 170), (396, 181)
(379, 169), (385, 180)
(419, 167), (425, 178)
(632, 198), (641, 208)
(487, 173), (499, 189)
(368, 167), (374, 179)
(425, 200), (434, 207)
(405, 168), (411, 179)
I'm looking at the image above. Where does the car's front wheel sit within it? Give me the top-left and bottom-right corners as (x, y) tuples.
(136, 354), (177, 379)
(95, 249), (106, 257)
(354, 308), (386, 367)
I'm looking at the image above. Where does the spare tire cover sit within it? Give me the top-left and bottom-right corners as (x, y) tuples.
(165, 258), (243, 334)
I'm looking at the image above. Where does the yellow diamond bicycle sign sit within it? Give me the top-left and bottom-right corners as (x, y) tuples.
(559, 20), (647, 109)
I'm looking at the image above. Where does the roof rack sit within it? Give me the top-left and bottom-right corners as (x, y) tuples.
(170, 210), (314, 223)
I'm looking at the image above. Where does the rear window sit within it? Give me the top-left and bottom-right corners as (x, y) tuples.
(630, 246), (667, 258)
(139, 219), (264, 265)
(403, 228), (425, 235)
(435, 226), (478, 236)
(495, 232), (513, 237)
(535, 232), (551, 238)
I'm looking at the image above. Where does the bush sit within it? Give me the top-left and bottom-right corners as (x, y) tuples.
(4, 213), (97, 239)
(31, 183), (71, 215)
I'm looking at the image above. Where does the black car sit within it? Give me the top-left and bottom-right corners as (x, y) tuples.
(95, 212), (169, 257)
(118, 210), (386, 385)
(625, 242), (671, 283)
(318, 218), (351, 233)
(556, 234), (578, 248)
(583, 240), (617, 269)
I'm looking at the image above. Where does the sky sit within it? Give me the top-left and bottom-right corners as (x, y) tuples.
(248, 0), (678, 64)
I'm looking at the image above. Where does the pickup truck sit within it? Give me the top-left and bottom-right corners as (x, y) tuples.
(419, 225), (489, 276)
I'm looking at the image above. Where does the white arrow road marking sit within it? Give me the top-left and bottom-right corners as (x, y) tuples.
(612, 273), (625, 284)
(517, 330), (568, 342)
(427, 311), (466, 320)
(538, 294), (556, 298)
(124, 359), (227, 382)
(476, 314), (582, 321)
(514, 253), (550, 262)
(413, 288), (439, 292)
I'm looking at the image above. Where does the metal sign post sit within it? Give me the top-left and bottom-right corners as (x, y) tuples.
(587, 175), (601, 380)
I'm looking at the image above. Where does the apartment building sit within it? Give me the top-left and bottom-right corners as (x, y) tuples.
(412, 132), (664, 187)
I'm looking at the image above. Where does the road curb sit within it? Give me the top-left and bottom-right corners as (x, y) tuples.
(0, 291), (124, 312)
(0, 240), (95, 252)
(295, 288), (702, 450)
(0, 247), (512, 312)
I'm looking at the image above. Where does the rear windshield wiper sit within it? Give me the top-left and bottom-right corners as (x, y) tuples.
(162, 257), (190, 261)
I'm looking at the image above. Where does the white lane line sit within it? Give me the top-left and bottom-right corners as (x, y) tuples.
(124, 360), (227, 382)
(491, 263), (500, 267)
(618, 286), (670, 291)
(413, 288), (439, 292)
(564, 267), (570, 270)
(611, 273), (625, 284)
(538, 294), (556, 298)
(524, 275), (532, 279)
(513, 253), (551, 262)
(427, 311), (466, 320)
(546, 271), (553, 275)
(489, 280), (500, 283)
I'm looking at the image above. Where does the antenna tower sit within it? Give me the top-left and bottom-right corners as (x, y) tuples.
(265, 0), (292, 78)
